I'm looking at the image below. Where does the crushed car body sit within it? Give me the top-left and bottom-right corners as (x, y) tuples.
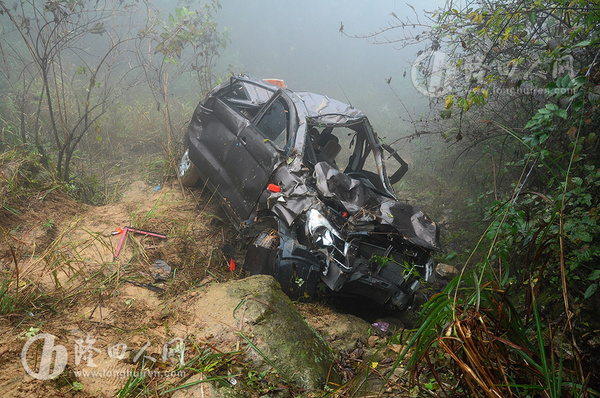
(180, 75), (440, 310)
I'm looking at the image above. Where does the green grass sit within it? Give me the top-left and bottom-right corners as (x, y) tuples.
(0, 277), (16, 315)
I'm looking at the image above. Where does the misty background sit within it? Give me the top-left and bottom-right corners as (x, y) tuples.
(212, 0), (444, 151)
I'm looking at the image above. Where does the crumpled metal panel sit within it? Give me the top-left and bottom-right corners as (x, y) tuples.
(190, 90), (282, 224)
(314, 162), (440, 251)
(296, 91), (366, 126)
(314, 161), (381, 213)
(266, 156), (319, 226)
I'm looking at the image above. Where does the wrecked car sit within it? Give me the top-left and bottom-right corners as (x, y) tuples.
(179, 76), (439, 310)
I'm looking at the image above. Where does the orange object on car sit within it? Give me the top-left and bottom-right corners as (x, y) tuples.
(264, 78), (285, 87)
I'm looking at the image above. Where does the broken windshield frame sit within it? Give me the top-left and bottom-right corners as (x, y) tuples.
(252, 90), (296, 152)
(303, 118), (396, 197)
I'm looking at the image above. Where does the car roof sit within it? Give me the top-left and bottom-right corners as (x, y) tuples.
(225, 76), (368, 127)
(294, 91), (366, 127)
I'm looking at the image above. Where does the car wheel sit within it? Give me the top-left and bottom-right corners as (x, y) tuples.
(179, 149), (200, 187)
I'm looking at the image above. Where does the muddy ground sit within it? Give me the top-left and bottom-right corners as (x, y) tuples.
(0, 176), (428, 397)
(1, 179), (231, 396)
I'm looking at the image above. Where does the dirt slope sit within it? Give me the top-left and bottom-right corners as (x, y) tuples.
(0, 179), (241, 397)
(0, 178), (412, 397)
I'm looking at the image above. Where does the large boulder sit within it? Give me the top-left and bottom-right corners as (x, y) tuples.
(172, 275), (337, 391)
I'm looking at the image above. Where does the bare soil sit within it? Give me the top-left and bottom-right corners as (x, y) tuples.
(0, 178), (241, 397)
(0, 178), (402, 397)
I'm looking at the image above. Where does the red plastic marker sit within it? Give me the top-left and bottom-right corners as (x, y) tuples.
(229, 258), (236, 271)
(267, 183), (281, 193)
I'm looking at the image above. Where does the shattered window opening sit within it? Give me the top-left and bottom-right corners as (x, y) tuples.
(256, 97), (289, 150)
(227, 82), (249, 100)
(304, 122), (383, 192)
(220, 81), (274, 119)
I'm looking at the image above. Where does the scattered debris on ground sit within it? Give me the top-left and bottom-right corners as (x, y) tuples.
(0, 178), (422, 397)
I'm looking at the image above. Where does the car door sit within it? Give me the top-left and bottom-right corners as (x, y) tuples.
(190, 94), (250, 222)
(197, 91), (293, 226)
(221, 91), (295, 221)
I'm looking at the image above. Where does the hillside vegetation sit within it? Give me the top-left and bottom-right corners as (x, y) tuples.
(1, 0), (600, 397)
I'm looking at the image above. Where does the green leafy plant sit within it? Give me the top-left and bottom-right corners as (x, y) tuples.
(585, 270), (600, 299)
(42, 218), (55, 230)
(352, 2), (600, 394)
(71, 381), (84, 391)
(135, 1), (229, 169)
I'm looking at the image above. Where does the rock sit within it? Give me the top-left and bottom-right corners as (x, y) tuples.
(151, 259), (171, 282)
(367, 335), (379, 347)
(435, 263), (459, 279)
(179, 275), (338, 390)
(371, 321), (390, 333)
(297, 304), (372, 353)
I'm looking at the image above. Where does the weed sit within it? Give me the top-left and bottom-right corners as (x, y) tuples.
(42, 218), (55, 230)
(0, 148), (60, 215)
(24, 327), (40, 339)
(71, 381), (84, 391)
(245, 369), (280, 395)
(116, 367), (148, 398)
(116, 337), (236, 397)
(385, 143), (594, 396)
(0, 277), (16, 316)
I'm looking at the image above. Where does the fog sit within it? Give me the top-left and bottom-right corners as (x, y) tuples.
(0, 0), (446, 166)
(214, 0), (445, 144)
